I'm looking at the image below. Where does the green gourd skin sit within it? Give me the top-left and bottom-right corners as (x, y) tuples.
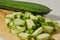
(0, 0), (52, 15)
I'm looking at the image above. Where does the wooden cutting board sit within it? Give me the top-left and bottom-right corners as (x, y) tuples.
(0, 9), (20, 40)
(0, 9), (60, 40)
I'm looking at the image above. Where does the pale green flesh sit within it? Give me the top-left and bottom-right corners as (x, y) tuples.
(5, 12), (58, 40)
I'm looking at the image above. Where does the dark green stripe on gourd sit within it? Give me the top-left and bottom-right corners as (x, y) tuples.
(0, 0), (52, 15)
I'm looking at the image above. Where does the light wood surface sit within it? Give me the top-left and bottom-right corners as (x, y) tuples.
(0, 9), (60, 40)
(0, 9), (20, 40)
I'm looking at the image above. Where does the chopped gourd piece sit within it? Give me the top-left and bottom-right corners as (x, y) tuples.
(9, 23), (16, 29)
(36, 15), (42, 18)
(28, 29), (34, 34)
(26, 19), (35, 29)
(36, 15), (44, 22)
(36, 33), (50, 40)
(13, 12), (22, 15)
(44, 26), (54, 33)
(14, 19), (25, 26)
(6, 14), (14, 19)
(45, 18), (52, 22)
(22, 12), (31, 20)
(13, 12), (22, 19)
(5, 18), (11, 24)
(18, 33), (30, 40)
(10, 29), (17, 35)
(30, 15), (37, 20)
(16, 26), (26, 33)
(45, 19), (52, 22)
(54, 23), (60, 31)
(41, 22), (48, 26)
(32, 27), (43, 36)
(9, 21), (14, 27)
(10, 26), (26, 34)
(46, 20), (58, 27)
